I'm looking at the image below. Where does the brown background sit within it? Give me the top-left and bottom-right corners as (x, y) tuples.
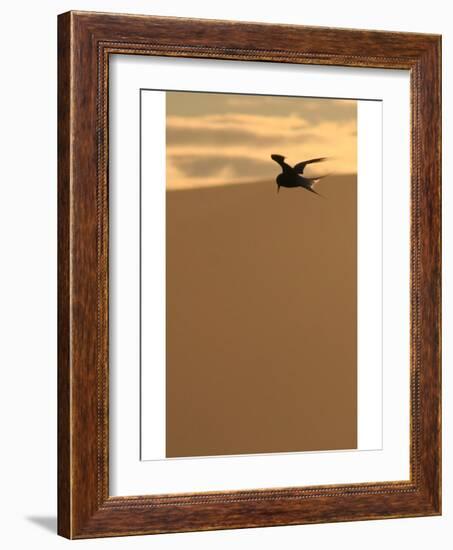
(166, 175), (357, 457)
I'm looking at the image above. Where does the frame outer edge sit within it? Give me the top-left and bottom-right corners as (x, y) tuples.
(421, 35), (442, 514)
(64, 10), (106, 538)
(57, 11), (72, 539)
(408, 38), (441, 515)
(435, 35), (442, 515)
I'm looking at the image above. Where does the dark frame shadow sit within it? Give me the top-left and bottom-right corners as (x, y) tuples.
(26, 516), (57, 534)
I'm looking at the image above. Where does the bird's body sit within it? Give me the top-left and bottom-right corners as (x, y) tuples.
(271, 154), (328, 195)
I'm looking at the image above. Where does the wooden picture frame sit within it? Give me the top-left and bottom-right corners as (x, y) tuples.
(58, 10), (441, 539)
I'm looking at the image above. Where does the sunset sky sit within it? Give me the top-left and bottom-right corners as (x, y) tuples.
(166, 91), (357, 190)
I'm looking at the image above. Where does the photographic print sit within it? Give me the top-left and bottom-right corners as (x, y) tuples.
(162, 91), (358, 458)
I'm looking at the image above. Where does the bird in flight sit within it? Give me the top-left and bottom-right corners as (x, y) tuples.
(271, 154), (329, 196)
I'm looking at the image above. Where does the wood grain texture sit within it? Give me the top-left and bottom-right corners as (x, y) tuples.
(57, 11), (71, 538)
(57, 10), (441, 539)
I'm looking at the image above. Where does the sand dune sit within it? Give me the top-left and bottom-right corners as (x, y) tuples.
(165, 175), (357, 458)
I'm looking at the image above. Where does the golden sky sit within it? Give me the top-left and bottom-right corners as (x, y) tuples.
(166, 92), (357, 190)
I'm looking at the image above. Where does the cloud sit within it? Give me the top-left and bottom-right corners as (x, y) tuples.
(167, 112), (310, 133)
(167, 125), (316, 147)
(170, 154), (272, 180)
(167, 92), (356, 125)
(166, 92), (357, 189)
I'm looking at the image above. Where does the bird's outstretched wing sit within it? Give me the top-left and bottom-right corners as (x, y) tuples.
(293, 157), (327, 174)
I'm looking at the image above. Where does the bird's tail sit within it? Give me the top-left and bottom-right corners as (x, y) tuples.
(305, 186), (324, 198)
(307, 174), (329, 186)
(307, 174), (330, 197)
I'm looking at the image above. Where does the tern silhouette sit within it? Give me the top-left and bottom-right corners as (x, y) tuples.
(271, 154), (328, 196)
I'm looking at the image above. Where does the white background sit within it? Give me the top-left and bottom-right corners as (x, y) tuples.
(0, 0), (449, 548)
